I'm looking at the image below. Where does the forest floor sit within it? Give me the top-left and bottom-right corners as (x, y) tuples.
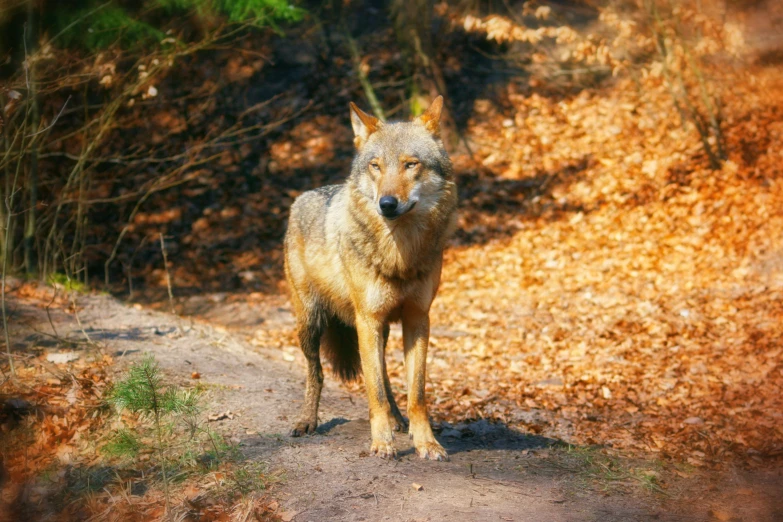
(3, 2), (783, 520)
(2, 285), (782, 521)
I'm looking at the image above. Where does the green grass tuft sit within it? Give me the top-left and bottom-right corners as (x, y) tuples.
(48, 273), (88, 293)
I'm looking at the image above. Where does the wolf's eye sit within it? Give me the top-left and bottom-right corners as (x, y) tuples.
(405, 161), (419, 169)
(370, 162), (380, 171)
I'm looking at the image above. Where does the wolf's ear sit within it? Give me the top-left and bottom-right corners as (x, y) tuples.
(416, 95), (444, 135)
(349, 102), (381, 148)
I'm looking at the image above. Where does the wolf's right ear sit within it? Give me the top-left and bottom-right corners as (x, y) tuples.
(349, 102), (382, 148)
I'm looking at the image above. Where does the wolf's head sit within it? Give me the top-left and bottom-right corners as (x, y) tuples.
(348, 97), (453, 221)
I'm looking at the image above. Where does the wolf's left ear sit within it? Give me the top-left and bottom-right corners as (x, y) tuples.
(349, 102), (382, 148)
(416, 95), (444, 135)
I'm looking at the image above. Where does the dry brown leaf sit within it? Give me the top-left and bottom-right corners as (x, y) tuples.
(280, 510), (298, 522)
(708, 509), (733, 521)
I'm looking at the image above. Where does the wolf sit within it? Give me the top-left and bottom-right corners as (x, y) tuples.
(283, 96), (458, 461)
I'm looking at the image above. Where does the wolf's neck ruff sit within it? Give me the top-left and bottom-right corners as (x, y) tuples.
(343, 178), (457, 281)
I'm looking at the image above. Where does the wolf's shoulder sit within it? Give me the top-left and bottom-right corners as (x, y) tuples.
(291, 184), (344, 210)
(310, 184), (344, 201)
(289, 183), (346, 230)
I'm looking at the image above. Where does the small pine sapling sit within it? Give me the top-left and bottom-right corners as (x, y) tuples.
(106, 355), (200, 513)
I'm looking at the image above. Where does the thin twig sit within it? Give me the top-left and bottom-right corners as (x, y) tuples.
(69, 291), (93, 345)
(25, 95), (71, 138)
(45, 280), (61, 338)
(160, 233), (175, 315)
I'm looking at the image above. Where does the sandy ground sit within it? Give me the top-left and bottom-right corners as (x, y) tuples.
(7, 291), (783, 522)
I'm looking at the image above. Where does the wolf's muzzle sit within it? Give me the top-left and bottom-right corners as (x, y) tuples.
(379, 199), (417, 220)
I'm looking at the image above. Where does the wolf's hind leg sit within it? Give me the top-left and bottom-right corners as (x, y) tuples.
(290, 317), (323, 437)
(381, 324), (408, 432)
(384, 370), (408, 432)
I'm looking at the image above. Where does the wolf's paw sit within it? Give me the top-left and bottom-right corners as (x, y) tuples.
(289, 420), (317, 437)
(371, 440), (398, 460)
(415, 440), (449, 461)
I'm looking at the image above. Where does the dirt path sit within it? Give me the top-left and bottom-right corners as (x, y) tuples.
(11, 292), (783, 521)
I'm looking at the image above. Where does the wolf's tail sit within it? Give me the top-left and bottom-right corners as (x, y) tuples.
(321, 317), (361, 382)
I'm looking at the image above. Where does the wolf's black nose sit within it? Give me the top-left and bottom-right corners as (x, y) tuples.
(379, 196), (399, 215)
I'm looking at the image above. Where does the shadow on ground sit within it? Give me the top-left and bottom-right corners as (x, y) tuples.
(259, 417), (557, 458)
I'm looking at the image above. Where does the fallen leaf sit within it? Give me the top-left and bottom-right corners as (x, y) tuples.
(184, 485), (201, 499)
(280, 510), (298, 522)
(46, 352), (79, 364)
(708, 509), (732, 521)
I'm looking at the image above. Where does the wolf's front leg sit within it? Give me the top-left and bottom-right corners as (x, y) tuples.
(402, 307), (448, 461)
(356, 314), (397, 459)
